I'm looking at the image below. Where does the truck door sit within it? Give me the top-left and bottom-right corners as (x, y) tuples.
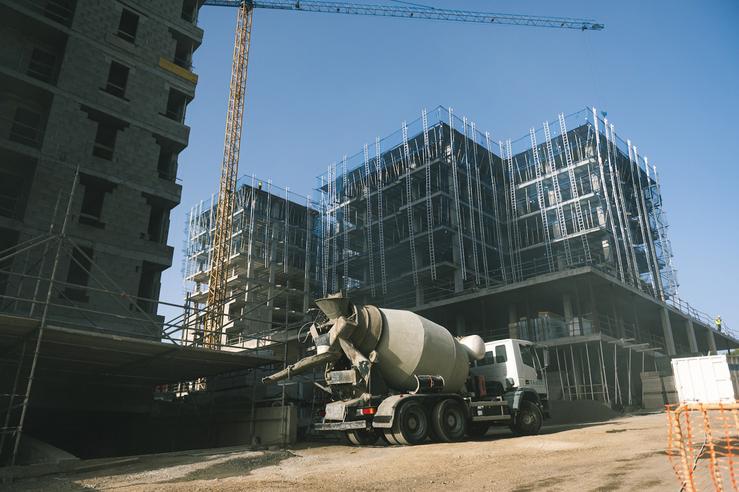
(470, 343), (509, 388)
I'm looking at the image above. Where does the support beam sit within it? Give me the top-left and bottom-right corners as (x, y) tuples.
(659, 306), (676, 356)
(508, 303), (518, 339)
(685, 319), (698, 354)
(706, 327), (717, 355)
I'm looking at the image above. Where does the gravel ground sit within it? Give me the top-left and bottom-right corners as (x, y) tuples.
(3, 413), (675, 491)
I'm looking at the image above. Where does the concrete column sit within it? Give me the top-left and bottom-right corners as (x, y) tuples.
(563, 293), (575, 336)
(508, 303), (518, 339)
(706, 327), (718, 355)
(415, 283), (424, 308)
(455, 313), (466, 337)
(659, 306), (676, 356)
(685, 319), (698, 354)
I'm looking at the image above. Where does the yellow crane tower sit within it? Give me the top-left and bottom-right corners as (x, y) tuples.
(200, 0), (604, 349)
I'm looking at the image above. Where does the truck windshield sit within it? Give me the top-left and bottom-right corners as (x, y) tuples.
(520, 345), (536, 369)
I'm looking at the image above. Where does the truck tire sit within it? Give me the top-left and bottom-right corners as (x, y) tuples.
(431, 399), (466, 442)
(466, 422), (490, 439)
(346, 428), (379, 446)
(511, 400), (543, 436)
(383, 429), (400, 445)
(392, 401), (429, 445)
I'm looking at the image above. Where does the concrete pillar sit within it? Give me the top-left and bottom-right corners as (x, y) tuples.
(685, 319), (698, 354)
(508, 303), (518, 339)
(415, 283), (424, 308)
(455, 312), (466, 337)
(563, 293), (575, 336)
(706, 327), (718, 355)
(659, 306), (676, 356)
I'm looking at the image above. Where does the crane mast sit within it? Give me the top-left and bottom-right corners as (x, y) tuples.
(203, 2), (253, 349)
(201, 0), (602, 349)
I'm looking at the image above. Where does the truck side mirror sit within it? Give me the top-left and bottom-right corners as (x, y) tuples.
(542, 349), (550, 368)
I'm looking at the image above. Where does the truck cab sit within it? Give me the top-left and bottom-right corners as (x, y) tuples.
(470, 339), (549, 415)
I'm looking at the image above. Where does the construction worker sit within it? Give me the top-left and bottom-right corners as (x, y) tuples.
(715, 315), (722, 333)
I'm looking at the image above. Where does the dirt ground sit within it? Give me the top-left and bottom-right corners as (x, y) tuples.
(3, 413), (676, 491)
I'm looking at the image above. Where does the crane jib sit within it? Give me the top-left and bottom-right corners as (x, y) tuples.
(202, 1), (604, 31)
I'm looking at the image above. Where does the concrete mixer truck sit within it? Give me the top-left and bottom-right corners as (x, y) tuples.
(264, 295), (549, 445)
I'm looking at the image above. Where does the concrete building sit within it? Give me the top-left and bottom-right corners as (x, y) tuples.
(0, 0), (203, 338)
(183, 178), (319, 349)
(318, 106), (738, 407)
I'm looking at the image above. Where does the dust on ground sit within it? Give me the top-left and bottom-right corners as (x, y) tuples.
(3, 413), (674, 491)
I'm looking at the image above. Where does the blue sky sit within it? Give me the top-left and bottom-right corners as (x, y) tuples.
(162, 0), (739, 330)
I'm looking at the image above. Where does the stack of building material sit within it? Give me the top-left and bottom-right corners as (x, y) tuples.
(641, 371), (678, 410)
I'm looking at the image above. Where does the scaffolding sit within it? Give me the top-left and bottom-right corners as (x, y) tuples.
(182, 177), (319, 349)
(317, 106), (678, 311)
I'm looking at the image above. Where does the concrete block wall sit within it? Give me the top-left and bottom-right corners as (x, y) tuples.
(0, 0), (203, 338)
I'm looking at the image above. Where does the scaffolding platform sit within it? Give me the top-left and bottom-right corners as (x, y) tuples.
(0, 314), (278, 389)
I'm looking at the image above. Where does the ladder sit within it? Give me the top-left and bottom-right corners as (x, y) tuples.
(472, 122), (490, 287)
(543, 121), (573, 266)
(484, 132), (508, 283)
(448, 109), (466, 281)
(363, 144), (376, 296)
(463, 118), (480, 284)
(529, 127), (555, 272)
(558, 113), (592, 264)
(375, 138), (387, 295)
(506, 139), (522, 281)
(422, 109), (437, 281)
(402, 121), (419, 287)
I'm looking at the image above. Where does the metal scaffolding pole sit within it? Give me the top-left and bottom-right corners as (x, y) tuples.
(628, 142), (661, 297)
(472, 123), (489, 287)
(558, 113), (592, 263)
(363, 144), (376, 296)
(599, 339), (610, 404)
(607, 124), (640, 284)
(543, 121), (572, 266)
(651, 163), (678, 296)
(402, 121), (419, 287)
(485, 132), (507, 283)
(463, 118), (480, 283)
(591, 109), (624, 281)
(640, 157), (664, 300)
(505, 139), (521, 281)
(330, 163), (338, 293)
(422, 109), (437, 281)
(449, 108), (466, 281)
(10, 164), (80, 466)
(529, 127), (555, 273)
(585, 342), (595, 399)
(341, 157), (349, 289)
(375, 137), (387, 295)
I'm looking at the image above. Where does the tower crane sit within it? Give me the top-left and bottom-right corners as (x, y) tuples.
(200, 0), (604, 349)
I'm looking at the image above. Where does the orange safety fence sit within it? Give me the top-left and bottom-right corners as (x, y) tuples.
(667, 403), (739, 491)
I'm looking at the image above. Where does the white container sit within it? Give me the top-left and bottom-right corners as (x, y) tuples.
(671, 355), (739, 404)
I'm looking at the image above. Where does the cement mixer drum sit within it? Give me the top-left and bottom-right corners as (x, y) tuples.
(375, 309), (471, 393)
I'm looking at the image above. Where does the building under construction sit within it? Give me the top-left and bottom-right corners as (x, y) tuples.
(183, 178), (319, 349)
(316, 106), (736, 407)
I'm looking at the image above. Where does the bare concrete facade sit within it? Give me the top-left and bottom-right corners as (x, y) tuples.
(0, 0), (203, 338)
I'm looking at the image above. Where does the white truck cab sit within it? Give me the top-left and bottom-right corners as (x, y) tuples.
(470, 339), (548, 397)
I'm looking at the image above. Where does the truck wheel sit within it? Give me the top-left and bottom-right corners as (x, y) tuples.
(511, 401), (543, 436)
(383, 429), (400, 445)
(346, 428), (379, 446)
(466, 422), (490, 439)
(431, 399), (466, 442)
(392, 401), (429, 445)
